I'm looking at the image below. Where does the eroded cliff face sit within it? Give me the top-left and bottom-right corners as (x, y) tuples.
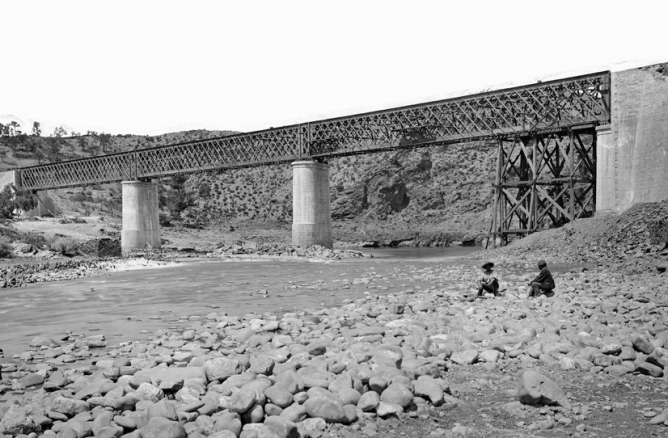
(323, 143), (497, 243)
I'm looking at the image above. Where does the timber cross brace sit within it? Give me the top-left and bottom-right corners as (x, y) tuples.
(487, 127), (598, 248)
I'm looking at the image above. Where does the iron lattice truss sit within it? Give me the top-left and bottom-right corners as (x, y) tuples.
(487, 128), (597, 247)
(18, 72), (610, 190)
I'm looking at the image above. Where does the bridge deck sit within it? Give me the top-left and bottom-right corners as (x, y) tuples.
(18, 71), (610, 190)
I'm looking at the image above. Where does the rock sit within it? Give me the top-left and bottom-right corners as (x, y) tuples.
(517, 370), (571, 409)
(204, 358), (242, 382)
(148, 400), (178, 420)
(297, 367), (333, 389)
(265, 384), (294, 408)
(357, 391), (380, 412)
(632, 335), (655, 355)
(304, 396), (347, 423)
(606, 364), (632, 376)
(296, 418), (327, 438)
(280, 404), (307, 423)
(0, 404), (42, 435)
(376, 401), (403, 417)
(261, 416), (298, 438)
(379, 383), (414, 408)
(141, 417), (187, 438)
(50, 396), (90, 416)
(29, 336), (53, 347)
(479, 350), (501, 363)
(214, 411), (242, 436)
(450, 349), (478, 365)
(337, 387), (362, 406)
(413, 375), (444, 405)
(649, 408), (668, 425)
(602, 343), (623, 355)
(636, 361), (663, 377)
(229, 390), (256, 414)
(135, 366), (206, 383)
(249, 355), (275, 375)
(208, 431), (238, 438)
(368, 376), (389, 393)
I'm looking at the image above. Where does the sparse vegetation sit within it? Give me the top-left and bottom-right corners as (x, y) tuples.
(0, 184), (38, 218)
(0, 125), (496, 244)
(0, 237), (13, 258)
(49, 236), (83, 257)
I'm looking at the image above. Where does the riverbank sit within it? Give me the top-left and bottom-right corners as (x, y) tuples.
(1, 253), (667, 437)
(0, 244), (372, 289)
(1, 202), (668, 437)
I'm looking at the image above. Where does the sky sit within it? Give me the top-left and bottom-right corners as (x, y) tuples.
(1, 0), (667, 136)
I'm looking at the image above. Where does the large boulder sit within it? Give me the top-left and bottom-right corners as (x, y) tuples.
(140, 417), (186, 438)
(517, 370), (571, 409)
(0, 405), (42, 436)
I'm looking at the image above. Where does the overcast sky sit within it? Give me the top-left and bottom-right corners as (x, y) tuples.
(1, 0), (667, 136)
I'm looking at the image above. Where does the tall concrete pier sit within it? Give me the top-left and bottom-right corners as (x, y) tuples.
(121, 180), (161, 253)
(292, 160), (333, 248)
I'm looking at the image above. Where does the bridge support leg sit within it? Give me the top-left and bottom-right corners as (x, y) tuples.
(292, 160), (333, 248)
(121, 180), (161, 253)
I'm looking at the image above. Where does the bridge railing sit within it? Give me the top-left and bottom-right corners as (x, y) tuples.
(17, 71), (610, 191)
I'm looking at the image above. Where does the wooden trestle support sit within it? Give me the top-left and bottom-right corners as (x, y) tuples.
(487, 127), (597, 248)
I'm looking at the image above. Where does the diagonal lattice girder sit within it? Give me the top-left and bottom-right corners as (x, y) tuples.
(18, 72), (610, 191)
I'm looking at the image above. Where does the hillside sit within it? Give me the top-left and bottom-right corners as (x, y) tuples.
(0, 130), (497, 245)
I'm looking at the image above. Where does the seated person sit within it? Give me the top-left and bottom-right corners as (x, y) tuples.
(528, 259), (555, 297)
(477, 261), (500, 297)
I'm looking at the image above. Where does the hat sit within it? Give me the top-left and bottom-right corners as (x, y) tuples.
(537, 259), (547, 267)
(482, 261), (494, 269)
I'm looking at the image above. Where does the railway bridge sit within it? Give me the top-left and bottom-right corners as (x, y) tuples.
(2, 62), (667, 252)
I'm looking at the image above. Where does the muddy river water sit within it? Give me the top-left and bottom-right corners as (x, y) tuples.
(1, 246), (585, 357)
(0, 247), (484, 356)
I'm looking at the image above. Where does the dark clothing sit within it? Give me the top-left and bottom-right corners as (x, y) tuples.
(478, 279), (500, 297)
(529, 267), (555, 297)
(530, 267), (555, 290)
(477, 271), (499, 297)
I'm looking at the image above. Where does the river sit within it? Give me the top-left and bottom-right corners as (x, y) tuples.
(0, 247), (487, 356)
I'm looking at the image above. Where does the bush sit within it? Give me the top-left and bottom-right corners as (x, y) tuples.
(20, 232), (48, 249)
(0, 184), (38, 218)
(0, 237), (13, 258)
(49, 236), (83, 257)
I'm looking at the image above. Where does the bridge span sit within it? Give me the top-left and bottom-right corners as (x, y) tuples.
(3, 62), (667, 252)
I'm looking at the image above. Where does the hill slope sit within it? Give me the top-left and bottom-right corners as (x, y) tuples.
(0, 131), (497, 245)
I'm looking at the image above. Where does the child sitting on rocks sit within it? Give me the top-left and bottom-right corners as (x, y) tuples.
(477, 261), (500, 297)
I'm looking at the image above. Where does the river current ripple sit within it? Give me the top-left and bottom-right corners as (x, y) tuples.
(0, 247), (481, 356)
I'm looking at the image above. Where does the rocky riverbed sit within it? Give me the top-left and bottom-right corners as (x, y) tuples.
(1, 258), (668, 438)
(1, 201), (668, 438)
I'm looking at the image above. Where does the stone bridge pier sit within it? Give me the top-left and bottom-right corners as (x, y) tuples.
(291, 160), (333, 248)
(118, 162), (334, 254)
(121, 180), (161, 253)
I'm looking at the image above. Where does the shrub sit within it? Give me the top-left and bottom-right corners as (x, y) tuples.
(20, 232), (48, 249)
(49, 236), (82, 257)
(0, 184), (38, 218)
(0, 237), (13, 258)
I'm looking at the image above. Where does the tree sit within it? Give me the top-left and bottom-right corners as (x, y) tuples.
(53, 126), (68, 137)
(0, 184), (38, 218)
(0, 121), (22, 137)
(162, 175), (195, 220)
(32, 121), (41, 137)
